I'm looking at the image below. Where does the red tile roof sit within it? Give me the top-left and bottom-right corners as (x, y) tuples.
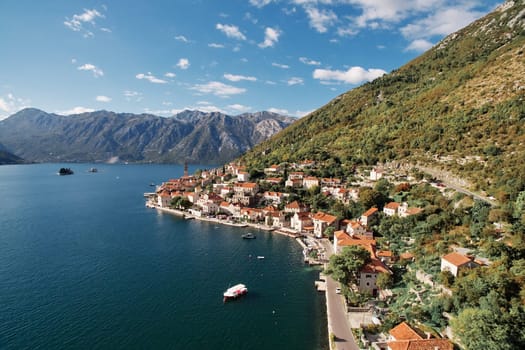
(387, 339), (453, 350)
(311, 212), (337, 224)
(362, 207), (378, 217)
(384, 202), (400, 210)
(389, 322), (423, 341)
(442, 252), (472, 267)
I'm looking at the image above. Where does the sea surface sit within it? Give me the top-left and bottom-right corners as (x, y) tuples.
(0, 163), (327, 349)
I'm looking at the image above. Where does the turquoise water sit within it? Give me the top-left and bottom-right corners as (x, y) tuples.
(0, 163), (327, 349)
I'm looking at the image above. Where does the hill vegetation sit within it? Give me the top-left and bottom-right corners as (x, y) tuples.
(241, 1), (525, 200)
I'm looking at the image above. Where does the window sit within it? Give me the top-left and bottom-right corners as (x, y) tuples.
(365, 274), (372, 278)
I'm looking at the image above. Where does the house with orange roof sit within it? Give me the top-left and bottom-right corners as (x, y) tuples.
(291, 212), (313, 233)
(383, 202), (401, 216)
(264, 164), (281, 174)
(299, 159), (316, 168)
(285, 178), (303, 188)
(284, 200), (309, 214)
(360, 207), (379, 227)
(265, 210), (288, 228)
(157, 191), (172, 208)
(303, 176), (320, 189)
(311, 211), (338, 238)
(232, 182), (259, 206)
(321, 177), (342, 188)
(264, 177), (283, 185)
(344, 220), (372, 238)
(377, 250), (395, 265)
(333, 230), (391, 295)
(387, 322), (453, 350)
(263, 191), (286, 204)
(398, 202), (423, 217)
(440, 252), (479, 277)
(219, 202), (241, 217)
(399, 252), (415, 262)
(241, 207), (263, 222)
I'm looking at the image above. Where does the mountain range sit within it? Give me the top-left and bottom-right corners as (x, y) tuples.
(241, 1), (525, 198)
(0, 109), (294, 164)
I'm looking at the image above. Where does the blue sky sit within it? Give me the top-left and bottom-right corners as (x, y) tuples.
(0, 0), (501, 119)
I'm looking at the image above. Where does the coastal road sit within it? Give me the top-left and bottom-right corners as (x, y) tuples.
(325, 276), (359, 350)
(320, 239), (359, 350)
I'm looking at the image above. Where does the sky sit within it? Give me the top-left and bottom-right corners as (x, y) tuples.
(0, 0), (502, 119)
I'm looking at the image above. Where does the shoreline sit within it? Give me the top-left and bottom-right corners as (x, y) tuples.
(148, 203), (303, 239)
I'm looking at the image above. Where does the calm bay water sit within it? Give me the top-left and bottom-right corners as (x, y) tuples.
(0, 163), (327, 349)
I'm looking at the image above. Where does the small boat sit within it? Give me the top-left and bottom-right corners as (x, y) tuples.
(242, 233), (256, 239)
(88, 167), (98, 173)
(58, 167), (74, 175)
(223, 284), (248, 302)
(149, 183), (156, 187)
(257, 256), (265, 260)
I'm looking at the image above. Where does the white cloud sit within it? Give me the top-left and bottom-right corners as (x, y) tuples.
(336, 26), (359, 37)
(216, 23), (247, 40)
(123, 90), (143, 102)
(95, 95), (111, 102)
(59, 106), (95, 115)
(401, 6), (485, 41)
(165, 72), (176, 78)
(191, 81), (246, 97)
(287, 77), (304, 86)
(64, 8), (104, 37)
(0, 98), (8, 112)
(305, 6), (338, 33)
(208, 43), (225, 48)
(405, 39), (433, 52)
(313, 66), (386, 84)
(268, 107), (289, 115)
(259, 27), (281, 48)
(175, 35), (189, 43)
(249, 0), (274, 8)
(272, 62), (290, 69)
(294, 109), (314, 118)
(136, 72), (167, 84)
(299, 57), (321, 66)
(176, 58), (190, 70)
(227, 104), (252, 112)
(224, 73), (257, 82)
(77, 63), (104, 78)
(0, 93), (31, 119)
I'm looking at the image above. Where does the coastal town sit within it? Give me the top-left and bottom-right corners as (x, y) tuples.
(144, 160), (521, 350)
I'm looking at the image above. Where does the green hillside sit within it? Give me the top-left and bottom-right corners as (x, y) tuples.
(242, 1), (525, 199)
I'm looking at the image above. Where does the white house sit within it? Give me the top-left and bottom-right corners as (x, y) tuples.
(440, 252), (478, 277)
(311, 211), (338, 238)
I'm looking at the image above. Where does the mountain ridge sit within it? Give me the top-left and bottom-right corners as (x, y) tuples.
(240, 0), (525, 198)
(0, 108), (295, 164)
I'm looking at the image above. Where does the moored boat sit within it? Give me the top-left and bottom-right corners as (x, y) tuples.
(242, 233), (256, 239)
(223, 283), (248, 302)
(58, 167), (74, 175)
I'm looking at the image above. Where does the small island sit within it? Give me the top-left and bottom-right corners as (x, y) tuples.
(58, 167), (74, 175)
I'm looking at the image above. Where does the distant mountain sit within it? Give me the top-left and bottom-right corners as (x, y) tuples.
(0, 141), (23, 165)
(241, 1), (525, 197)
(0, 108), (295, 164)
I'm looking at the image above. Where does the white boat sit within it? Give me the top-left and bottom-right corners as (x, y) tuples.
(257, 256), (265, 260)
(223, 283), (248, 301)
